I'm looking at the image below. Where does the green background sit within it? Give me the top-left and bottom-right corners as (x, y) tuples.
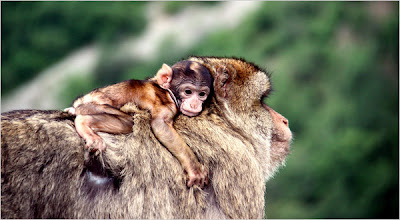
(2, 1), (398, 218)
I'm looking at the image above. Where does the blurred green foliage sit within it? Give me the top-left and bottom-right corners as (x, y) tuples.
(1, 1), (398, 218)
(2, 1), (147, 95)
(163, 1), (219, 15)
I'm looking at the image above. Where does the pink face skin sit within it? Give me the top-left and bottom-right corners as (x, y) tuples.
(263, 103), (292, 160)
(178, 83), (210, 117)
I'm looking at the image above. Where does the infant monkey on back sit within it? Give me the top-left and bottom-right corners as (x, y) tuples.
(65, 60), (212, 188)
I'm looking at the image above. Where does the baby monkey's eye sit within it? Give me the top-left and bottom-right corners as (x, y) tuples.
(199, 92), (206, 97)
(185, 90), (192, 95)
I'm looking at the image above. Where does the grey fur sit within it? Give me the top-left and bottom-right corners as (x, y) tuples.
(1, 57), (291, 218)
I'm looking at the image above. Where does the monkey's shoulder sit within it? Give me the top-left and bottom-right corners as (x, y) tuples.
(120, 79), (174, 109)
(92, 80), (151, 99)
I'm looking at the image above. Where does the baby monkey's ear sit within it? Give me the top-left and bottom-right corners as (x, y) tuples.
(156, 64), (173, 89)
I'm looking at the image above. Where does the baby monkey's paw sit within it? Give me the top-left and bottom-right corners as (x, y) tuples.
(85, 136), (107, 152)
(186, 164), (209, 189)
(64, 107), (76, 115)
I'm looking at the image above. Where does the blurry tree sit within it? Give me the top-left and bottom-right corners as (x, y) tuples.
(1, 1), (147, 96)
(163, 1), (219, 15)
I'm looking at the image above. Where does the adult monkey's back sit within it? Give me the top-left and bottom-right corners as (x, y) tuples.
(1, 56), (292, 218)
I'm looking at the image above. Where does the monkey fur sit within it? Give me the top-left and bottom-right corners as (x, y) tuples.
(1, 56), (292, 218)
(68, 61), (212, 188)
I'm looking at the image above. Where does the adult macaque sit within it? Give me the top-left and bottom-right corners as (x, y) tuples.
(1, 56), (292, 218)
(65, 60), (212, 187)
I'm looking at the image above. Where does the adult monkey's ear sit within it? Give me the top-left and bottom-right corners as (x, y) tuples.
(215, 65), (231, 98)
(156, 64), (173, 89)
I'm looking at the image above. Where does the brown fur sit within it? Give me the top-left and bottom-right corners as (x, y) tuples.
(71, 61), (211, 187)
(1, 56), (292, 218)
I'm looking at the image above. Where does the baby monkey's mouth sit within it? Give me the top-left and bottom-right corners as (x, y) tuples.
(180, 109), (201, 117)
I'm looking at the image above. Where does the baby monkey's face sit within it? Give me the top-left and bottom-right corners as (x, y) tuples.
(177, 83), (210, 117)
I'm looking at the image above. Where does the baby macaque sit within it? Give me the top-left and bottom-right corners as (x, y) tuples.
(65, 60), (212, 188)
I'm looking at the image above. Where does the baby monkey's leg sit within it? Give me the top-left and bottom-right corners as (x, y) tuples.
(74, 103), (129, 116)
(74, 104), (134, 151)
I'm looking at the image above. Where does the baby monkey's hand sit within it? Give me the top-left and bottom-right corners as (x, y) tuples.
(186, 164), (209, 189)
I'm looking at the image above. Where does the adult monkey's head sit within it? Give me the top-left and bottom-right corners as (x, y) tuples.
(188, 56), (293, 179)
